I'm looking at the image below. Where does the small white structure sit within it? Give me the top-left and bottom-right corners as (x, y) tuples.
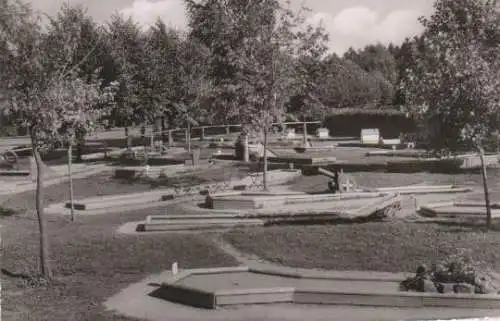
(172, 262), (178, 275)
(382, 138), (401, 146)
(285, 128), (296, 139)
(316, 128), (329, 138)
(360, 128), (380, 145)
(248, 143), (277, 158)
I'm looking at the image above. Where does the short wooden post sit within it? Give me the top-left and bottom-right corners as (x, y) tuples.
(200, 127), (205, 141)
(243, 133), (249, 162)
(303, 122), (308, 146)
(67, 143), (75, 222)
(168, 130), (174, 147)
(226, 126), (230, 135)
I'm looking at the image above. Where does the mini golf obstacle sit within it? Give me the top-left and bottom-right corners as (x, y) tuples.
(141, 177), (475, 232)
(419, 200), (500, 221)
(45, 169), (303, 217)
(141, 192), (403, 232)
(149, 266), (500, 309)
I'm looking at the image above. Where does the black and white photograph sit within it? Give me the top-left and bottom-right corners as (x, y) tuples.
(1, 0), (500, 320)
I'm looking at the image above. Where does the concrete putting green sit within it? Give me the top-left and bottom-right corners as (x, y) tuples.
(150, 266), (500, 310)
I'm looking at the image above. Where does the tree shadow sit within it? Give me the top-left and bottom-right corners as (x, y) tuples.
(413, 219), (500, 233)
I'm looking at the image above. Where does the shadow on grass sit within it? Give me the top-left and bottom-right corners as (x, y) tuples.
(1, 268), (32, 280)
(0, 206), (18, 217)
(264, 216), (385, 227)
(414, 219), (500, 233)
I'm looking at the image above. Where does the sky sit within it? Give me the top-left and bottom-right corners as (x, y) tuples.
(29, 0), (436, 55)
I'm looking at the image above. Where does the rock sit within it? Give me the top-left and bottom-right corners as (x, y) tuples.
(474, 274), (499, 294)
(401, 277), (427, 292)
(423, 280), (439, 293)
(436, 282), (455, 294)
(434, 271), (454, 284)
(452, 271), (475, 285)
(400, 277), (418, 291)
(416, 264), (427, 277)
(454, 283), (475, 294)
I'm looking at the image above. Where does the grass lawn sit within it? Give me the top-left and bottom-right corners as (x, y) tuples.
(233, 172), (499, 273)
(224, 221), (500, 274)
(290, 171), (493, 194)
(0, 172), (154, 212)
(1, 171), (239, 321)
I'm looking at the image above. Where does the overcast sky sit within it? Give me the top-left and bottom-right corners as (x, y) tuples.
(29, 0), (436, 54)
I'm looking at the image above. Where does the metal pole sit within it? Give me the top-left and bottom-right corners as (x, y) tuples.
(68, 142), (75, 222)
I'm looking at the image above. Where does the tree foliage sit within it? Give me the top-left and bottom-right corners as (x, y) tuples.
(401, 0), (500, 152)
(0, 0), (116, 278)
(142, 19), (182, 126)
(186, 0), (328, 131)
(401, 0), (500, 229)
(105, 15), (147, 126)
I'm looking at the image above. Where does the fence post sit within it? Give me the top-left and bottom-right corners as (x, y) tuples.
(303, 122), (308, 146)
(168, 130), (174, 147)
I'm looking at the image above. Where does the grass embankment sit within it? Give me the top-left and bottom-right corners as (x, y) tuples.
(224, 222), (500, 273)
(1, 171), (238, 321)
(224, 172), (500, 273)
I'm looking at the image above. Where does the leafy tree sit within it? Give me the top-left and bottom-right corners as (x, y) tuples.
(287, 15), (330, 121)
(44, 3), (112, 161)
(393, 35), (425, 106)
(401, 0), (500, 229)
(187, 0), (328, 190)
(105, 14), (148, 134)
(344, 43), (399, 85)
(172, 36), (213, 151)
(185, 0), (250, 125)
(142, 19), (182, 133)
(316, 55), (382, 109)
(0, 0), (116, 278)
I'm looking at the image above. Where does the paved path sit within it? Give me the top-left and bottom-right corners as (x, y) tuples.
(104, 234), (500, 321)
(0, 164), (110, 197)
(105, 269), (500, 321)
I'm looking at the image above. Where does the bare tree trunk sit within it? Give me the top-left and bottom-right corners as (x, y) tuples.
(161, 115), (166, 145)
(243, 132), (249, 162)
(478, 146), (492, 229)
(263, 127), (269, 191)
(187, 123), (192, 153)
(32, 141), (52, 279)
(68, 143), (75, 222)
(125, 126), (131, 150)
(303, 122), (308, 147)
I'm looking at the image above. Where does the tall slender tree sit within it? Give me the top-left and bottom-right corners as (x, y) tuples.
(401, 0), (500, 229)
(186, 0), (328, 190)
(0, 0), (116, 278)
